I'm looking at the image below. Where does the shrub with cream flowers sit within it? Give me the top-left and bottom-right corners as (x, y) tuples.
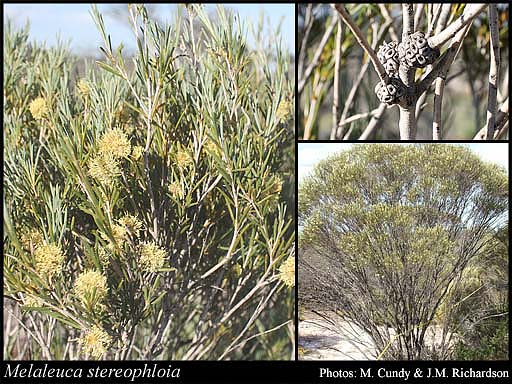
(88, 154), (121, 186)
(139, 242), (167, 273)
(278, 254), (295, 288)
(34, 243), (64, 281)
(74, 270), (108, 306)
(79, 325), (111, 359)
(28, 97), (48, 120)
(76, 78), (91, 99)
(98, 128), (131, 159)
(4, 4), (294, 360)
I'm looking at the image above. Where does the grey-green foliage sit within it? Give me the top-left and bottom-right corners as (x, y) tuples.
(3, 5), (294, 360)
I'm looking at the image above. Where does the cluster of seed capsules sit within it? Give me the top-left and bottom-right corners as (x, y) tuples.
(374, 31), (440, 105)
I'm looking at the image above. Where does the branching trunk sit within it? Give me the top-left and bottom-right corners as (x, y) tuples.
(399, 105), (417, 140)
(300, 3), (506, 139)
(397, 4), (417, 140)
(485, 4), (500, 139)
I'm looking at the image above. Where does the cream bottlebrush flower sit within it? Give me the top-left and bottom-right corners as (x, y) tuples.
(112, 224), (127, 245)
(139, 242), (166, 272)
(23, 295), (44, 308)
(76, 79), (91, 98)
(269, 175), (283, 195)
(29, 97), (48, 120)
(74, 270), (108, 305)
(100, 224), (127, 251)
(118, 214), (143, 236)
(98, 247), (111, 267)
(276, 99), (292, 123)
(20, 228), (44, 251)
(98, 128), (131, 159)
(79, 325), (111, 359)
(88, 154), (121, 185)
(205, 141), (222, 158)
(131, 145), (143, 161)
(278, 255), (295, 287)
(34, 243), (64, 280)
(174, 148), (193, 169)
(168, 181), (184, 199)
(204, 140), (222, 158)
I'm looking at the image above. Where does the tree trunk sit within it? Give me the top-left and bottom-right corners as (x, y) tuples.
(399, 105), (417, 140)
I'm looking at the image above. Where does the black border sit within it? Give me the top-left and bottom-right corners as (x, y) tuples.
(1, 361), (511, 383)
(294, 0), (301, 365)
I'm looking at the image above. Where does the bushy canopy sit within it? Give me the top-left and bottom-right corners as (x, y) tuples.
(299, 144), (508, 359)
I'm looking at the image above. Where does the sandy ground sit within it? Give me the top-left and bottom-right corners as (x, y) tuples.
(299, 312), (377, 360)
(299, 312), (455, 360)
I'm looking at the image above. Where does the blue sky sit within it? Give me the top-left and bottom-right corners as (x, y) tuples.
(3, 4), (294, 55)
(298, 143), (509, 183)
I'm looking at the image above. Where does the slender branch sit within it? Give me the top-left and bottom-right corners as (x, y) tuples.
(475, 312), (509, 323)
(331, 18), (343, 138)
(435, 4), (453, 35)
(337, 107), (383, 128)
(402, 4), (414, 39)
(338, 57), (369, 139)
(431, 22), (472, 140)
(200, 220), (239, 280)
(331, 4), (389, 83)
(415, 90), (428, 120)
(222, 319), (293, 357)
(431, 67), (467, 139)
(445, 68), (465, 83)
(474, 98), (509, 140)
(303, 74), (327, 140)
(498, 65), (508, 102)
(358, 103), (387, 140)
(298, 4), (314, 80)
(427, 4), (487, 49)
(426, 4), (433, 32)
(426, 4), (442, 38)
(298, 17), (337, 94)
(335, 21), (386, 139)
(415, 62), (464, 120)
(378, 4), (399, 41)
(399, 106), (416, 140)
(432, 77), (445, 140)
(399, 4), (415, 88)
(417, 23), (471, 97)
(495, 120), (509, 140)
(217, 283), (285, 359)
(418, 3), (453, 125)
(485, 4), (500, 140)
(399, 4), (416, 140)
(426, 19), (472, 139)
(414, 4), (425, 32)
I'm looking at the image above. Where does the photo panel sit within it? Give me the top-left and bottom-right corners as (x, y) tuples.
(298, 142), (509, 361)
(297, 4), (509, 141)
(3, 3), (295, 362)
